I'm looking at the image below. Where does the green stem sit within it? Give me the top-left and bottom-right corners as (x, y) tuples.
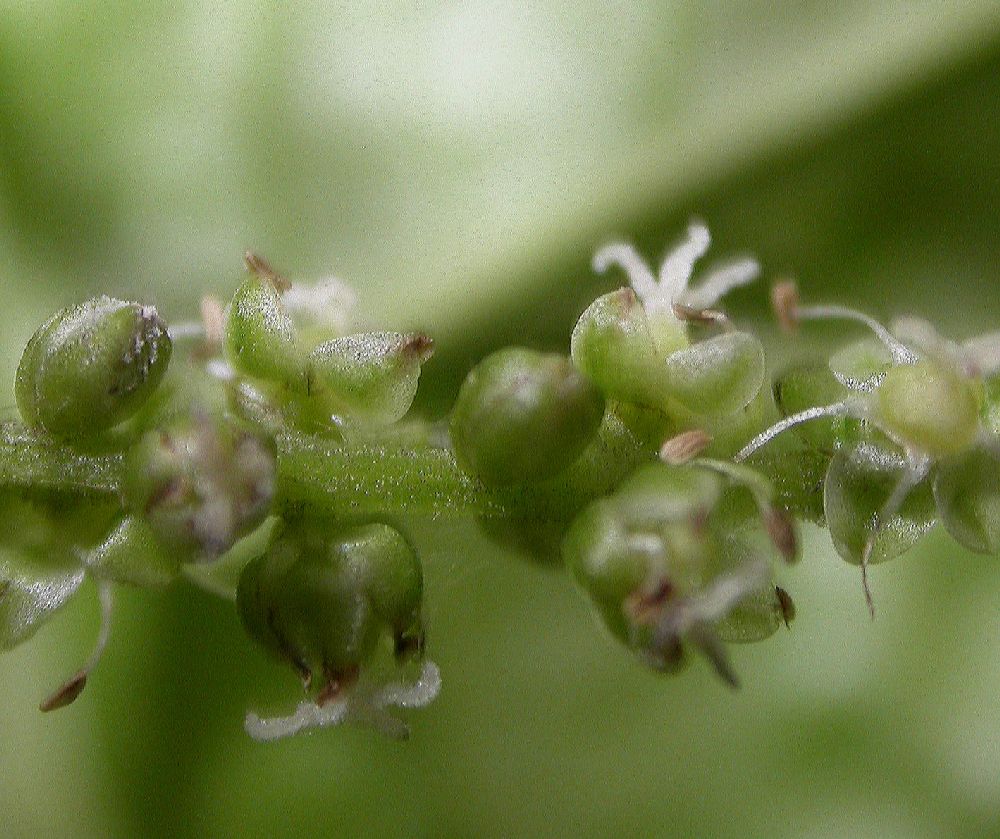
(0, 422), (122, 496)
(0, 416), (830, 527)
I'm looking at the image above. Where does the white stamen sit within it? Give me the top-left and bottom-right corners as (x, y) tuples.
(592, 243), (658, 300)
(244, 660), (441, 742)
(797, 305), (917, 365)
(84, 581), (114, 674)
(659, 222), (711, 297)
(735, 402), (854, 462)
(593, 223), (756, 318)
(679, 258), (759, 311)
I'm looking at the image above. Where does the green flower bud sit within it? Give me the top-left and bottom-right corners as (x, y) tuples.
(224, 273), (302, 385)
(450, 348), (605, 486)
(16, 297), (172, 438)
(823, 443), (936, 566)
(934, 444), (1000, 554)
(237, 520), (424, 689)
(570, 288), (672, 409)
(123, 413), (275, 561)
(308, 332), (433, 425)
(875, 360), (981, 457)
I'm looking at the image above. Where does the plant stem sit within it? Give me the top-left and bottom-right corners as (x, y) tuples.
(0, 423), (121, 496)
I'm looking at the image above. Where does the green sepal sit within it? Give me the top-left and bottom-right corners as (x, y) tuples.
(829, 337), (893, 390)
(84, 516), (180, 588)
(0, 551), (84, 650)
(16, 297), (172, 439)
(308, 332), (433, 425)
(663, 331), (765, 416)
(224, 275), (303, 385)
(824, 443), (936, 565)
(450, 347), (605, 486)
(934, 445), (1000, 554)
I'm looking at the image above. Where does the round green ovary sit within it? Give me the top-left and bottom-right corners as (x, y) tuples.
(450, 348), (605, 486)
(875, 361), (980, 456)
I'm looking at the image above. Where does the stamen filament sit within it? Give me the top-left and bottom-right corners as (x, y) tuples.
(735, 402), (854, 462)
(797, 305), (916, 365)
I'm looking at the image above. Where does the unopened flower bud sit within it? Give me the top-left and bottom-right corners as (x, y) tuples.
(16, 297), (172, 438)
(875, 360), (981, 458)
(237, 521), (424, 690)
(450, 348), (605, 486)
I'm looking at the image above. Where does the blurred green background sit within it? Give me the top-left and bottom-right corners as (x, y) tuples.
(3, 2), (1000, 837)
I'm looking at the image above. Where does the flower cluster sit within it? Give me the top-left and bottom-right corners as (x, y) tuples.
(2, 224), (997, 741)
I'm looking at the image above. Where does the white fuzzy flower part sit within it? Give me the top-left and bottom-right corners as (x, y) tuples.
(282, 276), (357, 336)
(244, 660), (440, 742)
(593, 222), (759, 317)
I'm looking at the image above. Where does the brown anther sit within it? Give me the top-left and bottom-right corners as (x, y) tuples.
(627, 578), (676, 623)
(316, 665), (359, 706)
(774, 586), (795, 628)
(771, 280), (800, 334)
(39, 670), (88, 712)
(764, 507), (798, 563)
(660, 429), (713, 465)
(671, 302), (729, 327)
(403, 333), (435, 362)
(244, 250), (291, 293)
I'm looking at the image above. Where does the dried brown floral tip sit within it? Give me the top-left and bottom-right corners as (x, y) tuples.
(764, 506), (799, 563)
(671, 302), (729, 327)
(660, 429), (713, 465)
(771, 280), (800, 333)
(39, 671), (87, 712)
(244, 250), (291, 292)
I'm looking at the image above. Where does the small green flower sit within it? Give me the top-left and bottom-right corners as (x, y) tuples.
(237, 519), (435, 740)
(563, 461), (790, 686)
(308, 332), (434, 426)
(744, 285), (1000, 611)
(572, 223), (765, 417)
(16, 297), (172, 438)
(123, 412), (275, 561)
